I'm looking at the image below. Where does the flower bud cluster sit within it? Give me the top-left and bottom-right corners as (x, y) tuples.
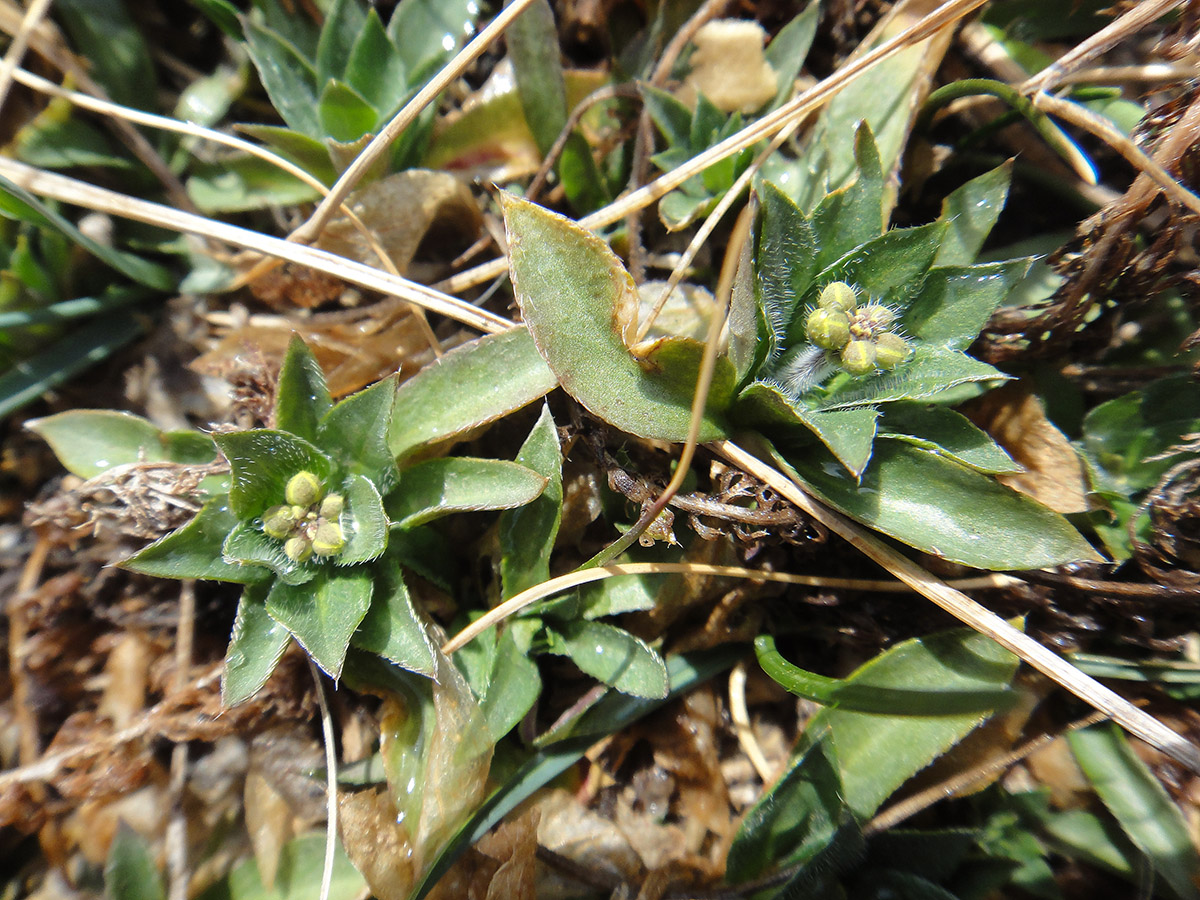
(263, 471), (346, 562)
(804, 282), (911, 376)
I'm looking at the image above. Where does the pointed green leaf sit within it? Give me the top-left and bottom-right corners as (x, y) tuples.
(319, 375), (398, 490)
(353, 559), (436, 676)
(905, 260), (1032, 349)
(547, 619), (668, 699)
(764, 2), (820, 109)
(934, 162), (1013, 267)
(345, 11), (408, 114)
(222, 520), (316, 586)
(200, 832), (365, 900)
(879, 403), (1021, 474)
(267, 567), (373, 679)
(643, 84), (693, 149)
(387, 0), (478, 75)
(388, 327), (557, 460)
(503, 193), (730, 442)
(57, 0), (155, 112)
(479, 626), (542, 741)
(187, 155), (323, 213)
(754, 180), (819, 366)
(275, 335), (332, 442)
(500, 405), (563, 599)
(507, 0), (568, 157)
(1069, 723), (1200, 900)
(28, 410), (215, 479)
(811, 124), (885, 270)
(338, 473), (388, 564)
(223, 584), (292, 705)
(317, 80), (379, 143)
(104, 824), (164, 900)
(244, 20), (321, 138)
(123, 499), (267, 584)
(387, 457), (547, 530)
(818, 347), (1008, 410)
(315, 0), (367, 84)
(215, 429), (333, 519)
(772, 439), (1100, 569)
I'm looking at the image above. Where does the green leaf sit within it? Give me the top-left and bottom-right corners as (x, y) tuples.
(643, 85), (693, 150)
(104, 824), (164, 900)
(345, 11), (408, 114)
(1069, 723), (1200, 900)
(275, 336), (332, 442)
(223, 585), (291, 706)
(195, 832), (365, 900)
(57, 0), (155, 111)
(222, 520), (316, 586)
(318, 376), (398, 491)
(187, 157), (322, 213)
(387, 457), (547, 530)
(352, 558), (436, 676)
(810, 124), (885, 271)
(215, 429), (334, 520)
(507, 0), (568, 157)
(388, 327), (557, 460)
(123, 499), (268, 584)
(764, 2), (820, 109)
(478, 625), (542, 741)
(267, 567), (373, 679)
(28, 410), (215, 479)
(547, 619), (668, 699)
(726, 737), (847, 882)
(15, 114), (131, 171)
(237, 125), (338, 184)
(772, 439), (1100, 569)
(905, 260), (1033, 350)
(338, 474), (389, 564)
(752, 180), (819, 367)
(503, 193), (730, 442)
(499, 405), (563, 599)
(387, 0), (478, 74)
(879, 403), (1021, 474)
(317, 80), (379, 143)
(244, 20), (321, 138)
(817, 347), (1008, 410)
(315, 0), (367, 84)
(934, 162), (1013, 267)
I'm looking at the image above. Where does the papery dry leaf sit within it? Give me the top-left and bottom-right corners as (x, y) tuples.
(534, 788), (644, 896)
(964, 384), (1089, 514)
(676, 20), (778, 115)
(96, 632), (152, 730)
(338, 787), (415, 900)
(478, 808), (540, 900)
(244, 769), (297, 890)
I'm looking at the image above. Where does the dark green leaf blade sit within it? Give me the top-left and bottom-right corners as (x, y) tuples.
(547, 619), (668, 699)
(353, 559), (435, 676)
(879, 403), (1021, 474)
(223, 584), (291, 705)
(215, 429), (333, 520)
(905, 260), (1033, 350)
(244, 20), (322, 138)
(28, 410), (215, 479)
(499, 404), (563, 599)
(934, 162), (1013, 267)
(267, 567), (373, 679)
(387, 457), (548, 530)
(275, 335), (332, 442)
(338, 473), (389, 564)
(123, 499), (268, 584)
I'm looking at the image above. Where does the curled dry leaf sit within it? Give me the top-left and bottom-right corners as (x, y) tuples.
(676, 20), (778, 115)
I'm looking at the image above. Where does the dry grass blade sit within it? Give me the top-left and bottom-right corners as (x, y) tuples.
(714, 439), (1200, 776)
(0, 0), (52, 113)
(0, 156), (515, 334)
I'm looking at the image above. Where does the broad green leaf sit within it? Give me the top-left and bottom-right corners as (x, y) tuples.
(388, 327), (557, 460)
(28, 410), (215, 479)
(353, 559), (436, 676)
(15, 115), (132, 171)
(507, 0), (568, 157)
(479, 625), (542, 741)
(387, 0), (478, 74)
(123, 500), (268, 584)
(57, 0), (155, 111)
(223, 585), (291, 705)
(345, 11), (408, 114)
(237, 125), (338, 184)
(315, 0), (367, 84)
(215, 429), (334, 520)
(753, 180), (819, 367)
(195, 832), (365, 900)
(772, 439), (1100, 569)
(244, 20), (321, 138)
(104, 824), (164, 900)
(764, 2), (820, 108)
(275, 335), (332, 442)
(387, 458), (547, 530)
(643, 85), (693, 150)
(934, 162), (1013, 267)
(267, 567), (373, 679)
(503, 193), (730, 442)
(547, 619), (668, 699)
(737, 383), (880, 477)
(879, 403), (1021, 474)
(223, 521), (317, 586)
(338, 473), (389, 564)
(819, 626), (1018, 818)
(318, 376), (398, 491)
(187, 157), (321, 214)
(905, 260), (1033, 349)
(579, 574), (658, 619)
(810, 125), (885, 271)
(726, 738), (847, 882)
(1069, 723), (1200, 900)
(755, 635), (1014, 714)
(817, 347), (1008, 411)
(317, 80), (379, 143)
(500, 405), (563, 599)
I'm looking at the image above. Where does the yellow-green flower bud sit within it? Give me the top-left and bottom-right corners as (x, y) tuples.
(285, 471), (323, 507)
(319, 493), (344, 520)
(855, 304), (895, 332)
(262, 505), (298, 539)
(818, 281), (858, 312)
(841, 340), (877, 376)
(874, 332), (911, 369)
(283, 535), (313, 563)
(312, 522), (346, 557)
(805, 308), (851, 350)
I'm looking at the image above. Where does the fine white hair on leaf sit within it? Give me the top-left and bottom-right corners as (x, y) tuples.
(775, 345), (834, 398)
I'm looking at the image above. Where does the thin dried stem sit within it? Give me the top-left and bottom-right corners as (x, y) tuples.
(714, 438), (1200, 775)
(0, 0), (53, 114)
(165, 580), (196, 900)
(291, 0), (540, 246)
(729, 661), (775, 783)
(310, 659), (338, 900)
(0, 156), (515, 334)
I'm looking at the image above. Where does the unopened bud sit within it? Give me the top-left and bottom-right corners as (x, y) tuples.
(263, 505), (297, 539)
(319, 493), (344, 520)
(312, 522), (346, 557)
(283, 535), (313, 563)
(805, 308), (851, 350)
(285, 471), (323, 507)
(841, 340), (877, 376)
(818, 281), (858, 312)
(874, 332), (911, 369)
(855, 304), (895, 332)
